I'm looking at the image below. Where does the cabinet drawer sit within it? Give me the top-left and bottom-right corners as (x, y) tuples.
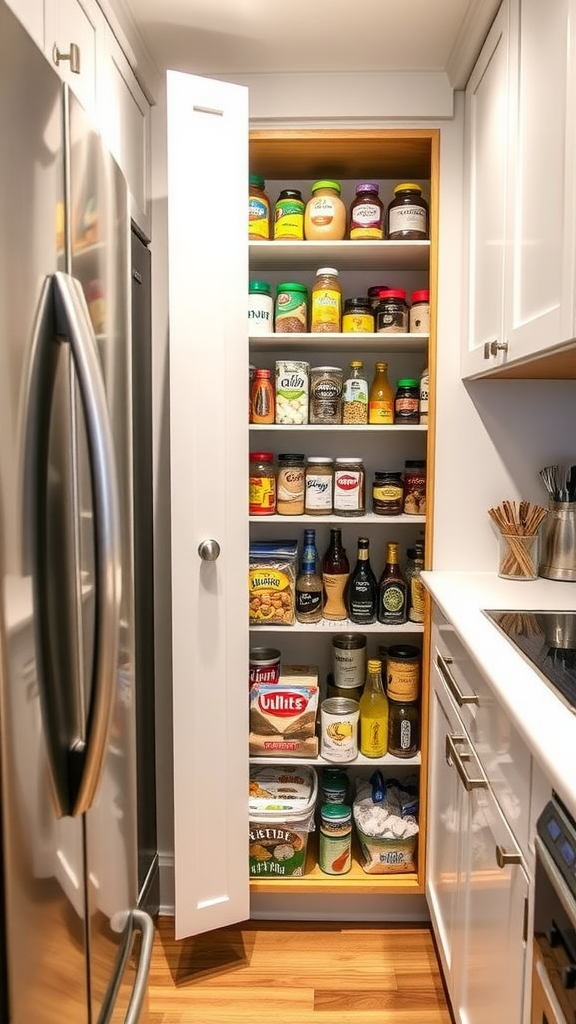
(431, 609), (532, 860)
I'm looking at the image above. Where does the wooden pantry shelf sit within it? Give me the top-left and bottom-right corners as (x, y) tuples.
(249, 332), (429, 354)
(249, 239), (430, 272)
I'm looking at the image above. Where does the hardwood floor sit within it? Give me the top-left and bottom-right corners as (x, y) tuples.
(148, 916), (453, 1023)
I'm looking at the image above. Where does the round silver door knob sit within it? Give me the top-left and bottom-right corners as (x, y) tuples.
(198, 539), (221, 561)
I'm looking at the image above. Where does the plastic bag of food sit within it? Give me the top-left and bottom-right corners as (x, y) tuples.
(353, 771), (419, 874)
(249, 541), (298, 626)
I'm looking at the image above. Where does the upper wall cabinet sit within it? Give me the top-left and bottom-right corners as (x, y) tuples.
(462, 0), (576, 380)
(5, 0), (151, 236)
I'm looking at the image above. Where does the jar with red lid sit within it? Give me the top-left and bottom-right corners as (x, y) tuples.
(249, 452), (276, 515)
(349, 183), (384, 240)
(409, 290), (430, 333)
(375, 289), (409, 333)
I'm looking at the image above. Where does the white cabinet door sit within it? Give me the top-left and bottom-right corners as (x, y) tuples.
(426, 672), (465, 985)
(4, 0), (44, 49)
(457, 790), (528, 1024)
(97, 26), (150, 236)
(46, 0), (102, 118)
(462, 0), (512, 378)
(504, 0), (574, 363)
(166, 71), (250, 939)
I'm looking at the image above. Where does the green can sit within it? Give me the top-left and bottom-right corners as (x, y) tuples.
(319, 803), (352, 875)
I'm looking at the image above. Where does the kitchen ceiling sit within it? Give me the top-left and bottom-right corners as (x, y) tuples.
(120, 0), (500, 89)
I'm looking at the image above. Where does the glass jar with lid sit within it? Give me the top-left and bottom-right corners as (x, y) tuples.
(249, 174), (271, 240)
(386, 182), (429, 240)
(311, 268), (342, 333)
(304, 457), (334, 515)
(342, 298), (374, 333)
(273, 189), (305, 240)
(304, 180), (347, 240)
(349, 182), (384, 239)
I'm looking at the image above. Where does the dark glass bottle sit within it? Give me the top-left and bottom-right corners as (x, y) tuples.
(377, 541), (408, 624)
(296, 534), (323, 623)
(322, 528), (350, 621)
(347, 537), (378, 624)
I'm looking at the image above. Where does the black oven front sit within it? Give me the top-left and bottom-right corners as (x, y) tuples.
(532, 796), (576, 1024)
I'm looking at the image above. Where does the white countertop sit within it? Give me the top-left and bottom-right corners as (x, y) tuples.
(422, 571), (576, 819)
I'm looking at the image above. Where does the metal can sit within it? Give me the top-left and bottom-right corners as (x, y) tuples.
(332, 632), (366, 689)
(319, 803), (352, 875)
(320, 697), (359, 762)
(249, 647), (281, 689)
(333, 458), (366, 516)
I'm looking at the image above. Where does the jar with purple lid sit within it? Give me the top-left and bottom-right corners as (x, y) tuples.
(349, 183), (384, 240)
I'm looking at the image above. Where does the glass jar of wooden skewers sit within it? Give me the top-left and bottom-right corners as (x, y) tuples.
(488, 500), (548, 580)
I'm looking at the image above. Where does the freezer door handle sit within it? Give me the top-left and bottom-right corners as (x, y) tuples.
(22, 271), (121, 816)
(96, 909), (155, 1024)
(53, 271), (122, 815)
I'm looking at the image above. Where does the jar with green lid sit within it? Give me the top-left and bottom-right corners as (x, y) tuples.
(320, 767), (349, 805)
(386, 182), (429, 240)
(342, 298), (374, 333)
(275, 282), (308, 333)
(394, 379), (420, 424)
(304, 180), (347, 240)
(319, 803), (352, 874)
(248, 280), (273, 336)
(249, 174), (271, 240)
(274, 188), (305, 240)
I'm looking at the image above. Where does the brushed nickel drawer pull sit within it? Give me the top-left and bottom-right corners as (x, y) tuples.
(436, 651), (479, 706)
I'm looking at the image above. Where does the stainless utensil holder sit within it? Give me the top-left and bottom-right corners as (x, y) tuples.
(539, 500), (576, 581)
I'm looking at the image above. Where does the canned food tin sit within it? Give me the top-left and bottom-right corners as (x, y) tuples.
(320, 697), (359, 762)
(332, 633), (366, 689)
(249, 647), (281, 689)
(319, 803), (352, 875)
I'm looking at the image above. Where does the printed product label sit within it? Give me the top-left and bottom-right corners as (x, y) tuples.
(350, 202), (382, 239)
(368, 400), (393, 424)
(249, 476), (276, 514)
(310, 196), (335, 226)
(334, 471), (361, 511)
(311, 289), (341, 331)
(305, 474), (333, 511)
(274, 200), (304, 240)
(342, 313), (373, 333)
(388, 205), (427, 234)
(249, 198), (269, 238)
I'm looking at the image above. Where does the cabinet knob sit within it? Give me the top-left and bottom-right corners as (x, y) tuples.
(53, 42), (80, 74)
(197, 539), (221, 561)
(495, 843), (521, 868)
(484, 339), (509, 359)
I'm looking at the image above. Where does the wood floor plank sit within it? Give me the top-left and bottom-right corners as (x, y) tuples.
(148, 915), (453, 1024)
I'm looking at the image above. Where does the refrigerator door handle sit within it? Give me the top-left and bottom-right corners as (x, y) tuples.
(96, 909), (155, 1024)
(52, 271), (122, 816)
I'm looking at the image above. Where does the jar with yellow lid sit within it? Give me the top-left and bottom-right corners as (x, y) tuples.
(385, 182), (428, 240)
(304, 180), (347, 240)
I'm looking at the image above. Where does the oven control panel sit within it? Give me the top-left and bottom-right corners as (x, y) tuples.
(537, 795), (576, 900)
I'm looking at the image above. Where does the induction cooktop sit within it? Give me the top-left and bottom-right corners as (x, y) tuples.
(484, 610), (576, 714)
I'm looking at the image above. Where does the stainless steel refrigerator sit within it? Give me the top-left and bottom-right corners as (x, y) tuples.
(0, 2), (156, 1021)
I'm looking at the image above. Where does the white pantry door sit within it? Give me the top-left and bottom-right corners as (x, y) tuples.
(166, 70), (250, 939)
